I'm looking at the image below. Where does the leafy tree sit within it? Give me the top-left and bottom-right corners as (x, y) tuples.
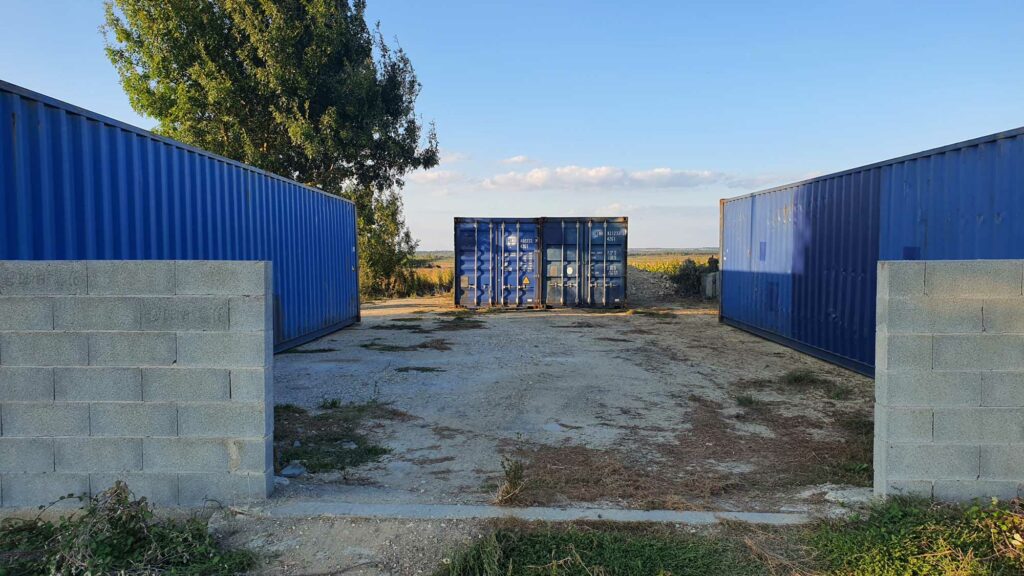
(102, 0), (439, 295)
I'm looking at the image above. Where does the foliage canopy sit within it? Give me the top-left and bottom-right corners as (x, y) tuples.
(103, 0), (439, 295)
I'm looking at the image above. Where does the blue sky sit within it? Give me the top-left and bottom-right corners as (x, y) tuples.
(2, 1), (1023, 249)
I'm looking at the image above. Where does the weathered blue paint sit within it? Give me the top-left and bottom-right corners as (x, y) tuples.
(0, 80), (359, 352)
(721, 126), (1024, 375)
(454, 218), (541, 308)
(542, 217), (628, 308)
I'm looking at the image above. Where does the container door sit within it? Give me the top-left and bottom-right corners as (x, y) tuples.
(497, 221), (539, 307)
(587, 220), (626, 307)
(543, 219), (582, 306)
(455, 220), (494, 307)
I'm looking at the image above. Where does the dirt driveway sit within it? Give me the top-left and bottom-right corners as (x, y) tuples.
(271, 293), (873, 514)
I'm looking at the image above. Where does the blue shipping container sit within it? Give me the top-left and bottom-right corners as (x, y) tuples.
(542, 217), (628, 307)
(0, 80), (359, 351)
(454, 217), (628, 308)
(454, 218), (541, 308)
(721, 126), (1024, 375)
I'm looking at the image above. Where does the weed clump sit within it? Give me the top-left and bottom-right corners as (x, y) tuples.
(493, 457), (526, 506)
(735, 394), (765, 409)
(0, 482), (254, 575)
(779, 368), (827, 387)
(318, 397), (343, 409)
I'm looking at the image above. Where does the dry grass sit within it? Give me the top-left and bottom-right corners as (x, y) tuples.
(496, 388), (873, 510)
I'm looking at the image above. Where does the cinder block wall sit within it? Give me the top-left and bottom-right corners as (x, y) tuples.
(875, 260), (1024, 501)
(0, 261), (273, 507)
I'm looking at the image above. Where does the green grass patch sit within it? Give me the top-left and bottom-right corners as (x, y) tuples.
(432, 317), (486, 331)
(437, 522), (763, 576)
(779, 368), (827, 387)
(811, 497), (1024, 575)
(360, 338), (452, 352)
(274, 401), (408, 473)
(370, 323), (426, 331)
(735, 394), (765, 409)
(391, 317), (425, 322)
(0, 482), (254, 575)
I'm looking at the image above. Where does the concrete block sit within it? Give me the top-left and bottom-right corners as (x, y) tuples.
(177, 403), (268, 438)
(143, 437), (270, 473)
(229, 296), (268, 331)
(54, 367), (142, 401)
(934, 335), (1024, 371)
(89, 403), (177, 437)
(176, 332), (266, 368)
(1, 473), (89, 508)
(887, 408), (933, 442)
(230, 369), (271, 403)
(885, 371), (982, 407)
(982, 298), (1024, 334)
(175, 262), (268, 296)
(55, 438), (142, 472)
(0, 297), (53, 330)
(88, 332), (176, 366)
(53, 297), (141, 330)
(0, 332), (88, 367)
(141, 297), (229, 331)
(884, 479), (933, 498)
(178, 472), (270, 505)
(885, 298), (983, 335)
(926, 260), (1023, 298)
(142, 368), (230, 402)
(87, 261), (174, 295)
(878, 261), (925, 298)
(934, 408), (1024, 443)
(0, 367), (54, 401)
(934, 480), (1020, 502)
(0, 438), (54, 472)
(1, 403), (89, 437)
(0, 262), (86, 295)
(875, 370), (889, 406)
(981, 445), (1024, 479)
(90, 473), (179, 506)
(887, 443), (979, 480)
(877, 334), (932, 372)
(982, 372), (1024, 406)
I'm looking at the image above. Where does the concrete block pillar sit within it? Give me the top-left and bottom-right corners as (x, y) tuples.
(875, 260), (1024, 501)
(0, 261), (273, 508)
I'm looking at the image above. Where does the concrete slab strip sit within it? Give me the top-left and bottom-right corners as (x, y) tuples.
(262, 501), (811, 525)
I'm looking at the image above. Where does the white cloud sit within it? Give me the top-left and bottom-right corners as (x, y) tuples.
(500, 154), (532, 164)
(439, 150), (469, 164)
(408, 169), (464, 185)
(482, 165), (726, 191)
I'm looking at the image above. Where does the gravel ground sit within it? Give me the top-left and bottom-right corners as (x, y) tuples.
(626, 266), (683, 304)
(239, 269), (873, 572)
(211, 511), (486, 575)
(272, 294), (871, 513)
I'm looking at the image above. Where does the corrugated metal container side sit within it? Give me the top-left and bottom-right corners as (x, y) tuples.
(454, 217), (541, 308)
(0, 80), (359, 351)
(542, 217), (628, 308)
(721, 125), (1024, 375)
